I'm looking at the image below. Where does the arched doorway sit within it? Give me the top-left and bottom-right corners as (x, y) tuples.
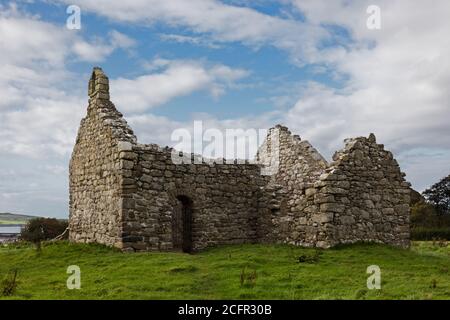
(172, 195), (193, 253)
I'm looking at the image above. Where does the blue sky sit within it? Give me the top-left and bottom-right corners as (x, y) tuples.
(22, 0), (343, 119)
(0, 0), (449, 218)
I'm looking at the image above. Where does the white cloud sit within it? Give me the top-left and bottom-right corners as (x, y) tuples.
(0, 151), (70, 217)
(0, 58), (249, 158)
(0, 5), (137, 157)
(0, 7), (68, 67)
(111, 59), (249, 112)
(73, 30), (137, 62)
(56, 0), (328, 64)
(110, 29), (136, 48)
(281, 0), (450, 190)
(0, 5), (133, 66)
(0, 96), (84, 157)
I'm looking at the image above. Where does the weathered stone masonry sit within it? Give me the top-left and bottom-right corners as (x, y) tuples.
(69, 68), (411, 252)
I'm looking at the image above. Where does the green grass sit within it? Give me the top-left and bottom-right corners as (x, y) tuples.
(0, 220), (26, 225)
(0, 241), (449, 300)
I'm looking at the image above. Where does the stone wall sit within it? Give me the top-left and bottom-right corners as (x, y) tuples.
(69, 68), (136, 247)
(120, 143), (267, 251)
(256, 127), (410, 248)
(310, 135), (411, 247)
(256, 125), (330, 247)
(69, 67), (411, 251)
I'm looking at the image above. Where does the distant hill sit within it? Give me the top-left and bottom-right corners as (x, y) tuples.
(0, 212), (43, 225)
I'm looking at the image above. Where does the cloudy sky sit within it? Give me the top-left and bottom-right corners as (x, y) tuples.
(0, 0), (449, 218)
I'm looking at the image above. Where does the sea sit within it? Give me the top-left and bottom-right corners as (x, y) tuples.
(0, 225), (22, 234)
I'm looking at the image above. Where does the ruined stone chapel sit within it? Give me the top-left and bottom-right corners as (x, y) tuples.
(69, 67), (411, 252)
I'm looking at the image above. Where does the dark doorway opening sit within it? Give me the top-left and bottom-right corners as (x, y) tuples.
(172, 195), (193, 253)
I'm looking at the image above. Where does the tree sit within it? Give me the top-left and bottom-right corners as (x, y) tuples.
(20, 218), (68, 251)
(423, 174), (450, 215)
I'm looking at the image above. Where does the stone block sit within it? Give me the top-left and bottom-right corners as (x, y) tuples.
(320, 203), (345, 213)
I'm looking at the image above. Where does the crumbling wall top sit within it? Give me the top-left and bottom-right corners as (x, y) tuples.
(89, 67), (110, 100)
(84, 67), (137, 144)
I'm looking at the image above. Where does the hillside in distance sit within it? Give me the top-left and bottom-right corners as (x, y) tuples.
(0, 213), (43, 225)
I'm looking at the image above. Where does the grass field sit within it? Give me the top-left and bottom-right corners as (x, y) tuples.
(0, 241), (449, 300)
(0, 213), (39, 225)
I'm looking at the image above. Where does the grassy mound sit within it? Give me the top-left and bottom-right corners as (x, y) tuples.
(0, 241), (449, 300)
